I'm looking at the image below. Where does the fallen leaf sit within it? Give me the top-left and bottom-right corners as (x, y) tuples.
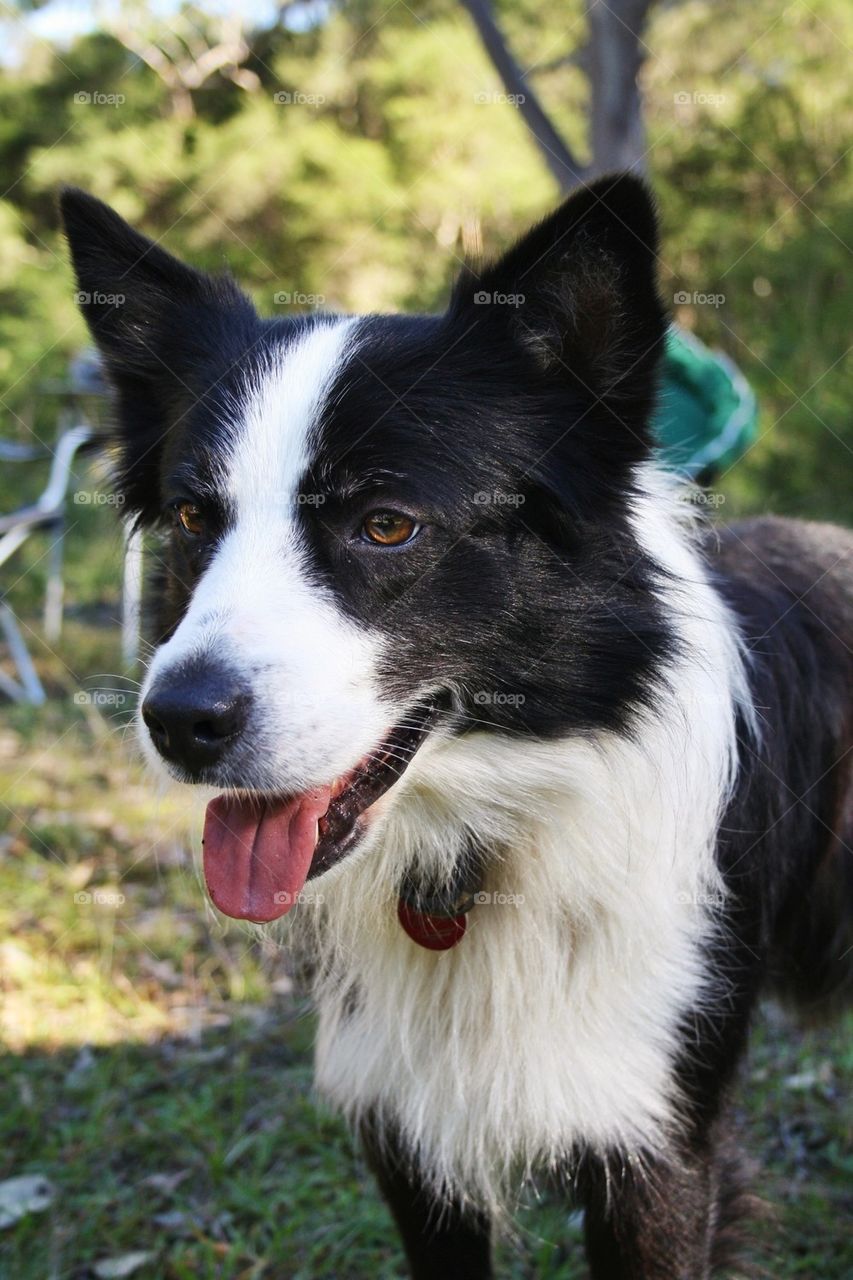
(0, 1174), (55, 1228)
(140, 1169), (190, 1195)
(92, 1251), (155, 1278)
(65, 1045), (96, 1090)
(784, 1063), (833, 1091)
(151, 1209), (188, 1231)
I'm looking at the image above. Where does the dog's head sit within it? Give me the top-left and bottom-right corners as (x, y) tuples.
(62, 175), (670, 922)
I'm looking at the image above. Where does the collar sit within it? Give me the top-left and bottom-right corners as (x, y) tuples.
(397, 847), (485, 951)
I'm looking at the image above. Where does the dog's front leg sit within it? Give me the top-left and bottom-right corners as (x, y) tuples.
(360, 1119), (493, 1280)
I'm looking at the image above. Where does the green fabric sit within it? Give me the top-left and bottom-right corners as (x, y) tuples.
(653, 328), (758, 478)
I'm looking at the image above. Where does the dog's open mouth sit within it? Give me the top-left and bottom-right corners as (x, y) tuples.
(201, 710), (433, 923)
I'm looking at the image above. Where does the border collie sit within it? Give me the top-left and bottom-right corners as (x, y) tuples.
(62, 175), (852, 1279)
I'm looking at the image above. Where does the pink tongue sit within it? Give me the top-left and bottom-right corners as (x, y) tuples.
(202, 787), (331, 923)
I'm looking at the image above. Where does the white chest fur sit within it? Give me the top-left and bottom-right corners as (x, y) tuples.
(301, 719), (734, 1212)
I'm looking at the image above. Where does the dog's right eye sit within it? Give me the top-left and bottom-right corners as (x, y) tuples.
(361, 510), (421, 546)
(175, 502), (205, 537)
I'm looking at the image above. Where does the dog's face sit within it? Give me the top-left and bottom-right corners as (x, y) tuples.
(63, 176), (669, 921)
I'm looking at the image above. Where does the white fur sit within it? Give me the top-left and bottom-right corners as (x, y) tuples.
(139, 318), (400, 793)
(290, 465), (754, 1215)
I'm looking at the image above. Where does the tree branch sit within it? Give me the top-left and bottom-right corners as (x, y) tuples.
(460, 0), (655, 190)
(460, 0), (589, 191)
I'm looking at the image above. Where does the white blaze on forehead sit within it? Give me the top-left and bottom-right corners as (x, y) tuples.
(227, 317), (357, 512)
(140, 314), (394, 794)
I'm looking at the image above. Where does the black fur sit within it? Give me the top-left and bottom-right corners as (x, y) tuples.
(62, 175), (853, 1278)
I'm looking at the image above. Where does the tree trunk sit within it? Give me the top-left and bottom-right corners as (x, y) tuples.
(586, 0), (650, 175)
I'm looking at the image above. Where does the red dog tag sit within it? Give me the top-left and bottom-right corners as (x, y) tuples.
(397, 899), (468, 950)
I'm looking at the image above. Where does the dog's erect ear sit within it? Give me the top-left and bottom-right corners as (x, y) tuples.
(61, 187), (253, 380)
(453, 173), (666, 453)
(60, 188), (256, 525)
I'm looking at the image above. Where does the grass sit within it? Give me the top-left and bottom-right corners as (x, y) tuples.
(0, 584), (851, 1278)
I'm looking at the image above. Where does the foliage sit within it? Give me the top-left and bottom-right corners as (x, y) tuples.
(0, 0), (849, 517)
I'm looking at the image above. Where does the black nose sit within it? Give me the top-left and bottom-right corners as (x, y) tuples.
(141, 664), (250, 777)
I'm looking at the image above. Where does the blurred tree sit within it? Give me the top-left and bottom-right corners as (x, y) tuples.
(460, 0), (652, 185)
(0, 0), (848, 522)
(107, 3), (261, 119)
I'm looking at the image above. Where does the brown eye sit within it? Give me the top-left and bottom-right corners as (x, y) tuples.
(361, 510), (420, 546)
(176, 502), (205, 536)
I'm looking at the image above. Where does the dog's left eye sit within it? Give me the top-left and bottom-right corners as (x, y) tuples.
(176, 502), (205, 537)
(361, 510), (421, 546)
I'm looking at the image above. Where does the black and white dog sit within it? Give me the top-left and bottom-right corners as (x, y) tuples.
(63, 175), (852, 1278)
